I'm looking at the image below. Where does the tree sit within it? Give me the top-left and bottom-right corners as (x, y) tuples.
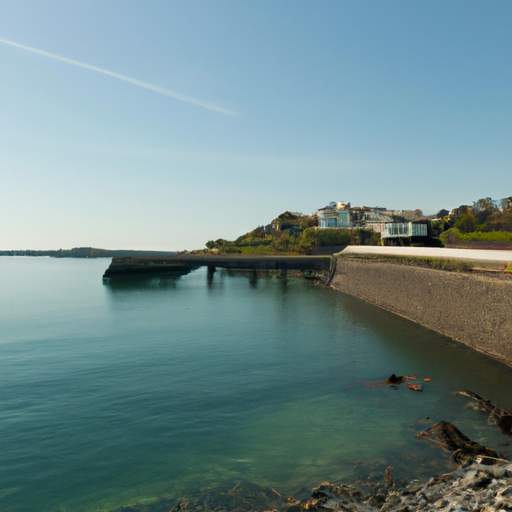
(451, 205), (470, 218)
(481, 209), (512, 232)
(205, 239), (228, 250)
(449, 205), (471, 228)
(472, 197), (497, 224)
(454, 212), (478, 233)
(436, 209), (450, 218)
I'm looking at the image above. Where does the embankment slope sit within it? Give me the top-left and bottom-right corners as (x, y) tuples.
(330, 249), (512, 367)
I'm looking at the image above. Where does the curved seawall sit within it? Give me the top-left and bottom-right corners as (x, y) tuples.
(330, 257), (512, 367)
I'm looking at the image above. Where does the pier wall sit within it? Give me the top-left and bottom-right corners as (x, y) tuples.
(330, 258), (512, 367)
(103, 255), (331, 276)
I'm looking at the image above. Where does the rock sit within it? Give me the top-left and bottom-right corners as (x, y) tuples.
(433, 497), (448, 507)
(416, 421), (503, 466)
(295, 458), (512, 512)
(382, 373), (416, 386)
(456, 390), (512, 436)
(402, 480), (423, 495)
(384, 466), (395, 489)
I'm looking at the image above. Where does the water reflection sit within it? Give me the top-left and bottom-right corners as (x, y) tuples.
(331, 290), (512, 420)
(103, 272), (188, 292)
(216, 268), (290, 291)
(207, 266), (216, 287)
(4, 259), (512, 512)
(249, 269), (258, 288)
(100, 267), (512, 488)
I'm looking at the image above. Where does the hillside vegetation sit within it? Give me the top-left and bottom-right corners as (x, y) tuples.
(204, 195), (512, 255)
(441, 196), (512, 244)
(204, 211), (380, 255)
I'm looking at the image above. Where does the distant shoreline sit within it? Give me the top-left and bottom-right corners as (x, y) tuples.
(0, 247), (176, 259)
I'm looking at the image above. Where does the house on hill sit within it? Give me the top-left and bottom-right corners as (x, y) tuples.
(272, 211), (317, 233)
(317, 202), (352, 228)
(316, 201), (434, 246)
(317, 202), (392, 229)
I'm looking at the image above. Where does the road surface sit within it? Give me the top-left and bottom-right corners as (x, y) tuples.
(337, 246), (512, 264)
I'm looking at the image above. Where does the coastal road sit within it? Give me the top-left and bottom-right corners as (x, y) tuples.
(337, 246), (512, 264)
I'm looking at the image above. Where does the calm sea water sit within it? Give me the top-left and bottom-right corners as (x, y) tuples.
(1, 257), (512, 512)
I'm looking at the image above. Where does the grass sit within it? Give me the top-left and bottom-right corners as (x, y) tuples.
(339, 253), (475, 272)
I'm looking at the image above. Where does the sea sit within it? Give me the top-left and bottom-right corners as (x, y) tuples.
(1, 257), (512, 512)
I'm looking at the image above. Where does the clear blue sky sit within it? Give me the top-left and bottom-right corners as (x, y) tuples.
(1, 1), (510, 250)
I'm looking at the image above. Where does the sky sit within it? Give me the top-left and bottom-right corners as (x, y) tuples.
(1, 1), (511, 251)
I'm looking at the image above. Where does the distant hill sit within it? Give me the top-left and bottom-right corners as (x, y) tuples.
(0, 247), (176, 258)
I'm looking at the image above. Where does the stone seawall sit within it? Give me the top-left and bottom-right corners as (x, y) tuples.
(330, 258), (512, 367)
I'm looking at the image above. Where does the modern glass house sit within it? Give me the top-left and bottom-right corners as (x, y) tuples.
(317, 202), (352, 228)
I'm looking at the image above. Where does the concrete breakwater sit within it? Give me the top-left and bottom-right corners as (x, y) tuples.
(329, 248), (512, 367)
(103, 254), (332, 277)
(103, 256), (198, 277)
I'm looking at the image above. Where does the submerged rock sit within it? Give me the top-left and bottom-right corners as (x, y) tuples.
(456, 390), (512, 435)
(110, 423), (510, 512)
(416, 421), (505, 466)
(286, 422), (511, 512)
(381, 373), (417, 386)
(109, 459), (512, 512)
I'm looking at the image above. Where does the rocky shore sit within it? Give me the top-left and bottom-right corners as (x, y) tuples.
(289, 412), (512, 511)
(113, 460), (512, 512)
(112, 402), (512, 512)
(292, 460), (512, 512)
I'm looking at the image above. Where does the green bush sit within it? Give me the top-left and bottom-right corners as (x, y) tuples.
(206, 218), (379, 255)
(441, 227), (512, 244)
(301, 228), (380, 247)
(439, 228), (459, 245)
(454, 211), (478, 233)
(239, 245), (278, 255)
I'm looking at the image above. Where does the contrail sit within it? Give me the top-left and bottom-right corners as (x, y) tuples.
(0, 38), (236, 116)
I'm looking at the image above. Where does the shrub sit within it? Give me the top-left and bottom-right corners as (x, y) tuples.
(454, 212), (478, 233)
(301, 228), (379, 247)
(441, 228), (512, 244)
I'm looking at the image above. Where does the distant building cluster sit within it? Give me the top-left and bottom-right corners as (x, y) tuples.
(316, 201), (429, 243)
(316, 196), (512, 245)
(317, 201), (395, 228)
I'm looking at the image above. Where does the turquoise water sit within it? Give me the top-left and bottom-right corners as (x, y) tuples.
(1, 257), (512, 512)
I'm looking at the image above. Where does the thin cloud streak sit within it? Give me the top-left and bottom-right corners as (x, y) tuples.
(0, 38), (236, 116)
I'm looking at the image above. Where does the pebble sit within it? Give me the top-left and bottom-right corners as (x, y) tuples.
(288, 461), (512, 512)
